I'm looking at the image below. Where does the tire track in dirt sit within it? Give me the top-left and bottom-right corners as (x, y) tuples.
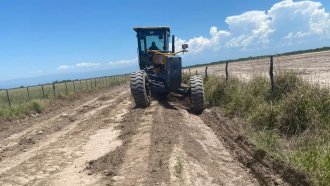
(112, 102), (157, 186)
(103, 99), (258, 186)
(201, 109), (310, 186)
(168, 109), (257, 186)
(0, 87), (131, 186)
(86, 100), (155, 186)
(0, 86), (128, 161)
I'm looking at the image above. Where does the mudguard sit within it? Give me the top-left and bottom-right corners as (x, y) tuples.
(166, 56), (182, 91)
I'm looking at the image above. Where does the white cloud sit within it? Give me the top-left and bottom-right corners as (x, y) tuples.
(76, 62), (100, 67)
(57, 65), (71, 70)
(269, 0), (330, 41)
(57, 62), (100, 70)
(57, 58), (138, 71)
(108, 57), (138, 66)
(176, 0), (330, 53)
(225, 10), (273, 48)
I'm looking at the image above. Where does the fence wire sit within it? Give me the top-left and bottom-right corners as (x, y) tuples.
(0, 75), (129, 109)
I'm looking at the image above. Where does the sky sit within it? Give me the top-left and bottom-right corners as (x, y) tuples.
(0, 0), (329, 88)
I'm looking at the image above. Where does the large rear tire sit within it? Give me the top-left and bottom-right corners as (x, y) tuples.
(190, 75), (205, 114)
(130, 70), (151, 108)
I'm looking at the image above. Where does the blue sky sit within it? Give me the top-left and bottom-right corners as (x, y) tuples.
(0, 0), (329, 88)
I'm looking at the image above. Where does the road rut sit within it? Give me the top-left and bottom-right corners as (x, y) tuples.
(0, 86), (285, 185)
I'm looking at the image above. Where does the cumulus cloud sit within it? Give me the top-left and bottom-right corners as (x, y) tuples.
(57, 62), (100, 70)
(269, 0), (330, 41)
(176, 0), (330, 53)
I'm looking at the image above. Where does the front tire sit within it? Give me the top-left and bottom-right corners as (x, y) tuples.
(130, 70), (150, 108)
(190, 75), (205, 114)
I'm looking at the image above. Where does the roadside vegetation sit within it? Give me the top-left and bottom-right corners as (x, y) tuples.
(204, 72), (330, 186)
(0, 76), (129, 121)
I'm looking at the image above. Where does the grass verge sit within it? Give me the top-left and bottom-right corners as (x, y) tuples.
(204, 72), (330, 185)
(0, 79), (129, 121)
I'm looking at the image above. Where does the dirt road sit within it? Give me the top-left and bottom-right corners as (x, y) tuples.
(0, 85), (294, 186)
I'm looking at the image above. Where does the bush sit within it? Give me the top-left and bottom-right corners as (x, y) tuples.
(248, 102), (278, 130)
(204, 76), (228, 106)
(276, 86), (319, 135)
(30, 101), (43, 113)
(274, 71), (302, 100)
(204, 72), (329, 135)
(0, 100), (44, 120)
(204, 71), (330, 185)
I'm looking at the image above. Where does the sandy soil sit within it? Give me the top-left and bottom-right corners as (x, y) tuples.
(0, 85), (305, 186)
(188, 51), (330, 87)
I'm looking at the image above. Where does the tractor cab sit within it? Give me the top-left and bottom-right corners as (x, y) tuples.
(133, 27), (172, 69)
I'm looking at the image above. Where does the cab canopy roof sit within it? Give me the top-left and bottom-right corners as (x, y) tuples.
(133, 26), (170, 32)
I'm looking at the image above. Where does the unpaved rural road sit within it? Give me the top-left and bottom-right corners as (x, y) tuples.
(0, 85), (293, 186)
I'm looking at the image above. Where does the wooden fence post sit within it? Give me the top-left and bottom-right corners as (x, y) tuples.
(26, 87), (31, 101)
(41, 85), (45, 98)
(94, 79), (97, 87)
(6, 89), (11, 108)
(65, 82), (68, 95)
(73, 81), (76, 93)
(86, 80), (88, 90)
(52, 83), (56, 97)
(225, 61), (229, 81)
(205, 66), (208, 78)
(195, 70), (197, 75)
(90, 80), (93, 89)
(270, 56), (275, 98)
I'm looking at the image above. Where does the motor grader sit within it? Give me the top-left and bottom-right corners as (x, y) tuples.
(130, 26), (205, 113)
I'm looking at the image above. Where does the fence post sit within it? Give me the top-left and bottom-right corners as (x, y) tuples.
(26, 87), (31, 101)
(269, 56), (275, 99)
(65, 82), (68, 95)
(41, 85), (45, 98)
(90, 79), (93, 90)
(6, 89), (11, 108)
(73, 81), (76, 93)
(195, 70), (197, 75)
(53, 83), (56, 97)
(225, 61), (229, 81)
(86, 80), (89, 90)
(80, 80), (82, 90)
(205, 66), (208, 79)
(94, 79), (97, 87)
(189, 68), (191, 75)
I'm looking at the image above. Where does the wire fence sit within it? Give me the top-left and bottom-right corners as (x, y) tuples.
(0, 74), (129, 109)
(184, 50), (330, 88)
